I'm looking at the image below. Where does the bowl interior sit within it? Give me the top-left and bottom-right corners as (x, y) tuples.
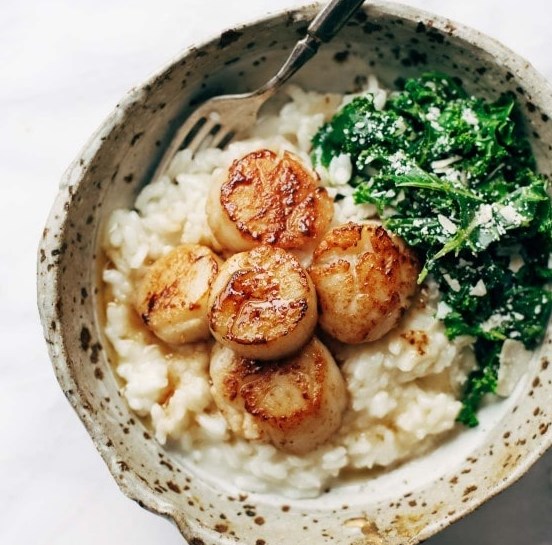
(38, 2), (552, 544)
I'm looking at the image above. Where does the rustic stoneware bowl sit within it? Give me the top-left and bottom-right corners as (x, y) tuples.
(38, 2), (552, 544)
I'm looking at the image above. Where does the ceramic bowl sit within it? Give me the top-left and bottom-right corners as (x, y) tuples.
(38, 2), (552, 544)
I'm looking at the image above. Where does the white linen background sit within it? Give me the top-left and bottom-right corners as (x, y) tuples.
(1, 0), (551, 543)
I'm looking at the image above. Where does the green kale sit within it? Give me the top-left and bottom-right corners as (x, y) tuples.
(456, 340), (501, 427)
(311, 71), (552, 426)
(311, 95), (410, 169)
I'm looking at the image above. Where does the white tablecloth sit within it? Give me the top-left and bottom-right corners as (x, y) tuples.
(1, 1), (550, 543)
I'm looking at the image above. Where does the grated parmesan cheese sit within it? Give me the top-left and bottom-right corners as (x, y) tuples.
(443, 273), (461, 292)
(436, 301), (453, 319)
(508, 253), (525, 273)
(480, 313), (509, 332)
(438, 214), (458, 235)
(498, 204), (523, 225)
(474, 203), (493, 225)
(431, 155), (462, 171)
(469, 279), (487, 297)
(461, 108), (479, 126)
(426, 106), (441, 122)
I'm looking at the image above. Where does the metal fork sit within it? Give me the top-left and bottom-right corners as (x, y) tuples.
(151, 0), (365, 180)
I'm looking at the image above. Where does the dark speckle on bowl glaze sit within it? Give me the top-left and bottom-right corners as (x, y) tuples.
(38, 2), (552, 545)
(219, 29), (243, 49)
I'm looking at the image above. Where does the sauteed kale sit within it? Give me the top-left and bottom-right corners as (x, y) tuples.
(312, 72), (552, 426)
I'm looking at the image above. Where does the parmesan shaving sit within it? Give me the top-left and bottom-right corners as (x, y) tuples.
(496, 339), (532, 396)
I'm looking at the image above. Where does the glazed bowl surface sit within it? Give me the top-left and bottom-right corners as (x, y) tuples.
(38, 2), (552, 544)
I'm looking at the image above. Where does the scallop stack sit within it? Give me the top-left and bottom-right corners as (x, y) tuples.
(134, 149), (420, 454)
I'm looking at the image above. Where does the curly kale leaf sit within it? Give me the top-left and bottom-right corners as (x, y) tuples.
(456, 340), (501, 427)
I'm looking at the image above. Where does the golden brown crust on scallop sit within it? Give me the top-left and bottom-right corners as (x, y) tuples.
(135, 244), (222, 344)
(209, 337), (348, 454)
(208, 245), (317, 360)
(309, 221), (420, 344)
(223, 347), (326, 427)
(211, 267), (308, 345)
(211, 149), (333, 251)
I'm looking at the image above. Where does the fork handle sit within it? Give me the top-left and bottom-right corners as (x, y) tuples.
(259, 0), (365, 94)
(307, 0), (366, 43)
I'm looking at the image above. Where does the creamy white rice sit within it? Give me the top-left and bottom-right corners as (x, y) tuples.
(102, 83), (475, 498)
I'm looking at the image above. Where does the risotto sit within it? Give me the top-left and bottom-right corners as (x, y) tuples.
(102, 81), (476, 498)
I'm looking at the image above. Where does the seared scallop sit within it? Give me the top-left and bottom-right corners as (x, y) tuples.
(206, 149), (333, 253)
(209, 337), (348, 454)
(309, 221), (420, 344)
(135, 244), (222, 344)
(208, 245), (317, 360)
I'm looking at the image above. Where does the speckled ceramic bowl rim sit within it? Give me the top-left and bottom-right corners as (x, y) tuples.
(38, 1), (552, 543)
